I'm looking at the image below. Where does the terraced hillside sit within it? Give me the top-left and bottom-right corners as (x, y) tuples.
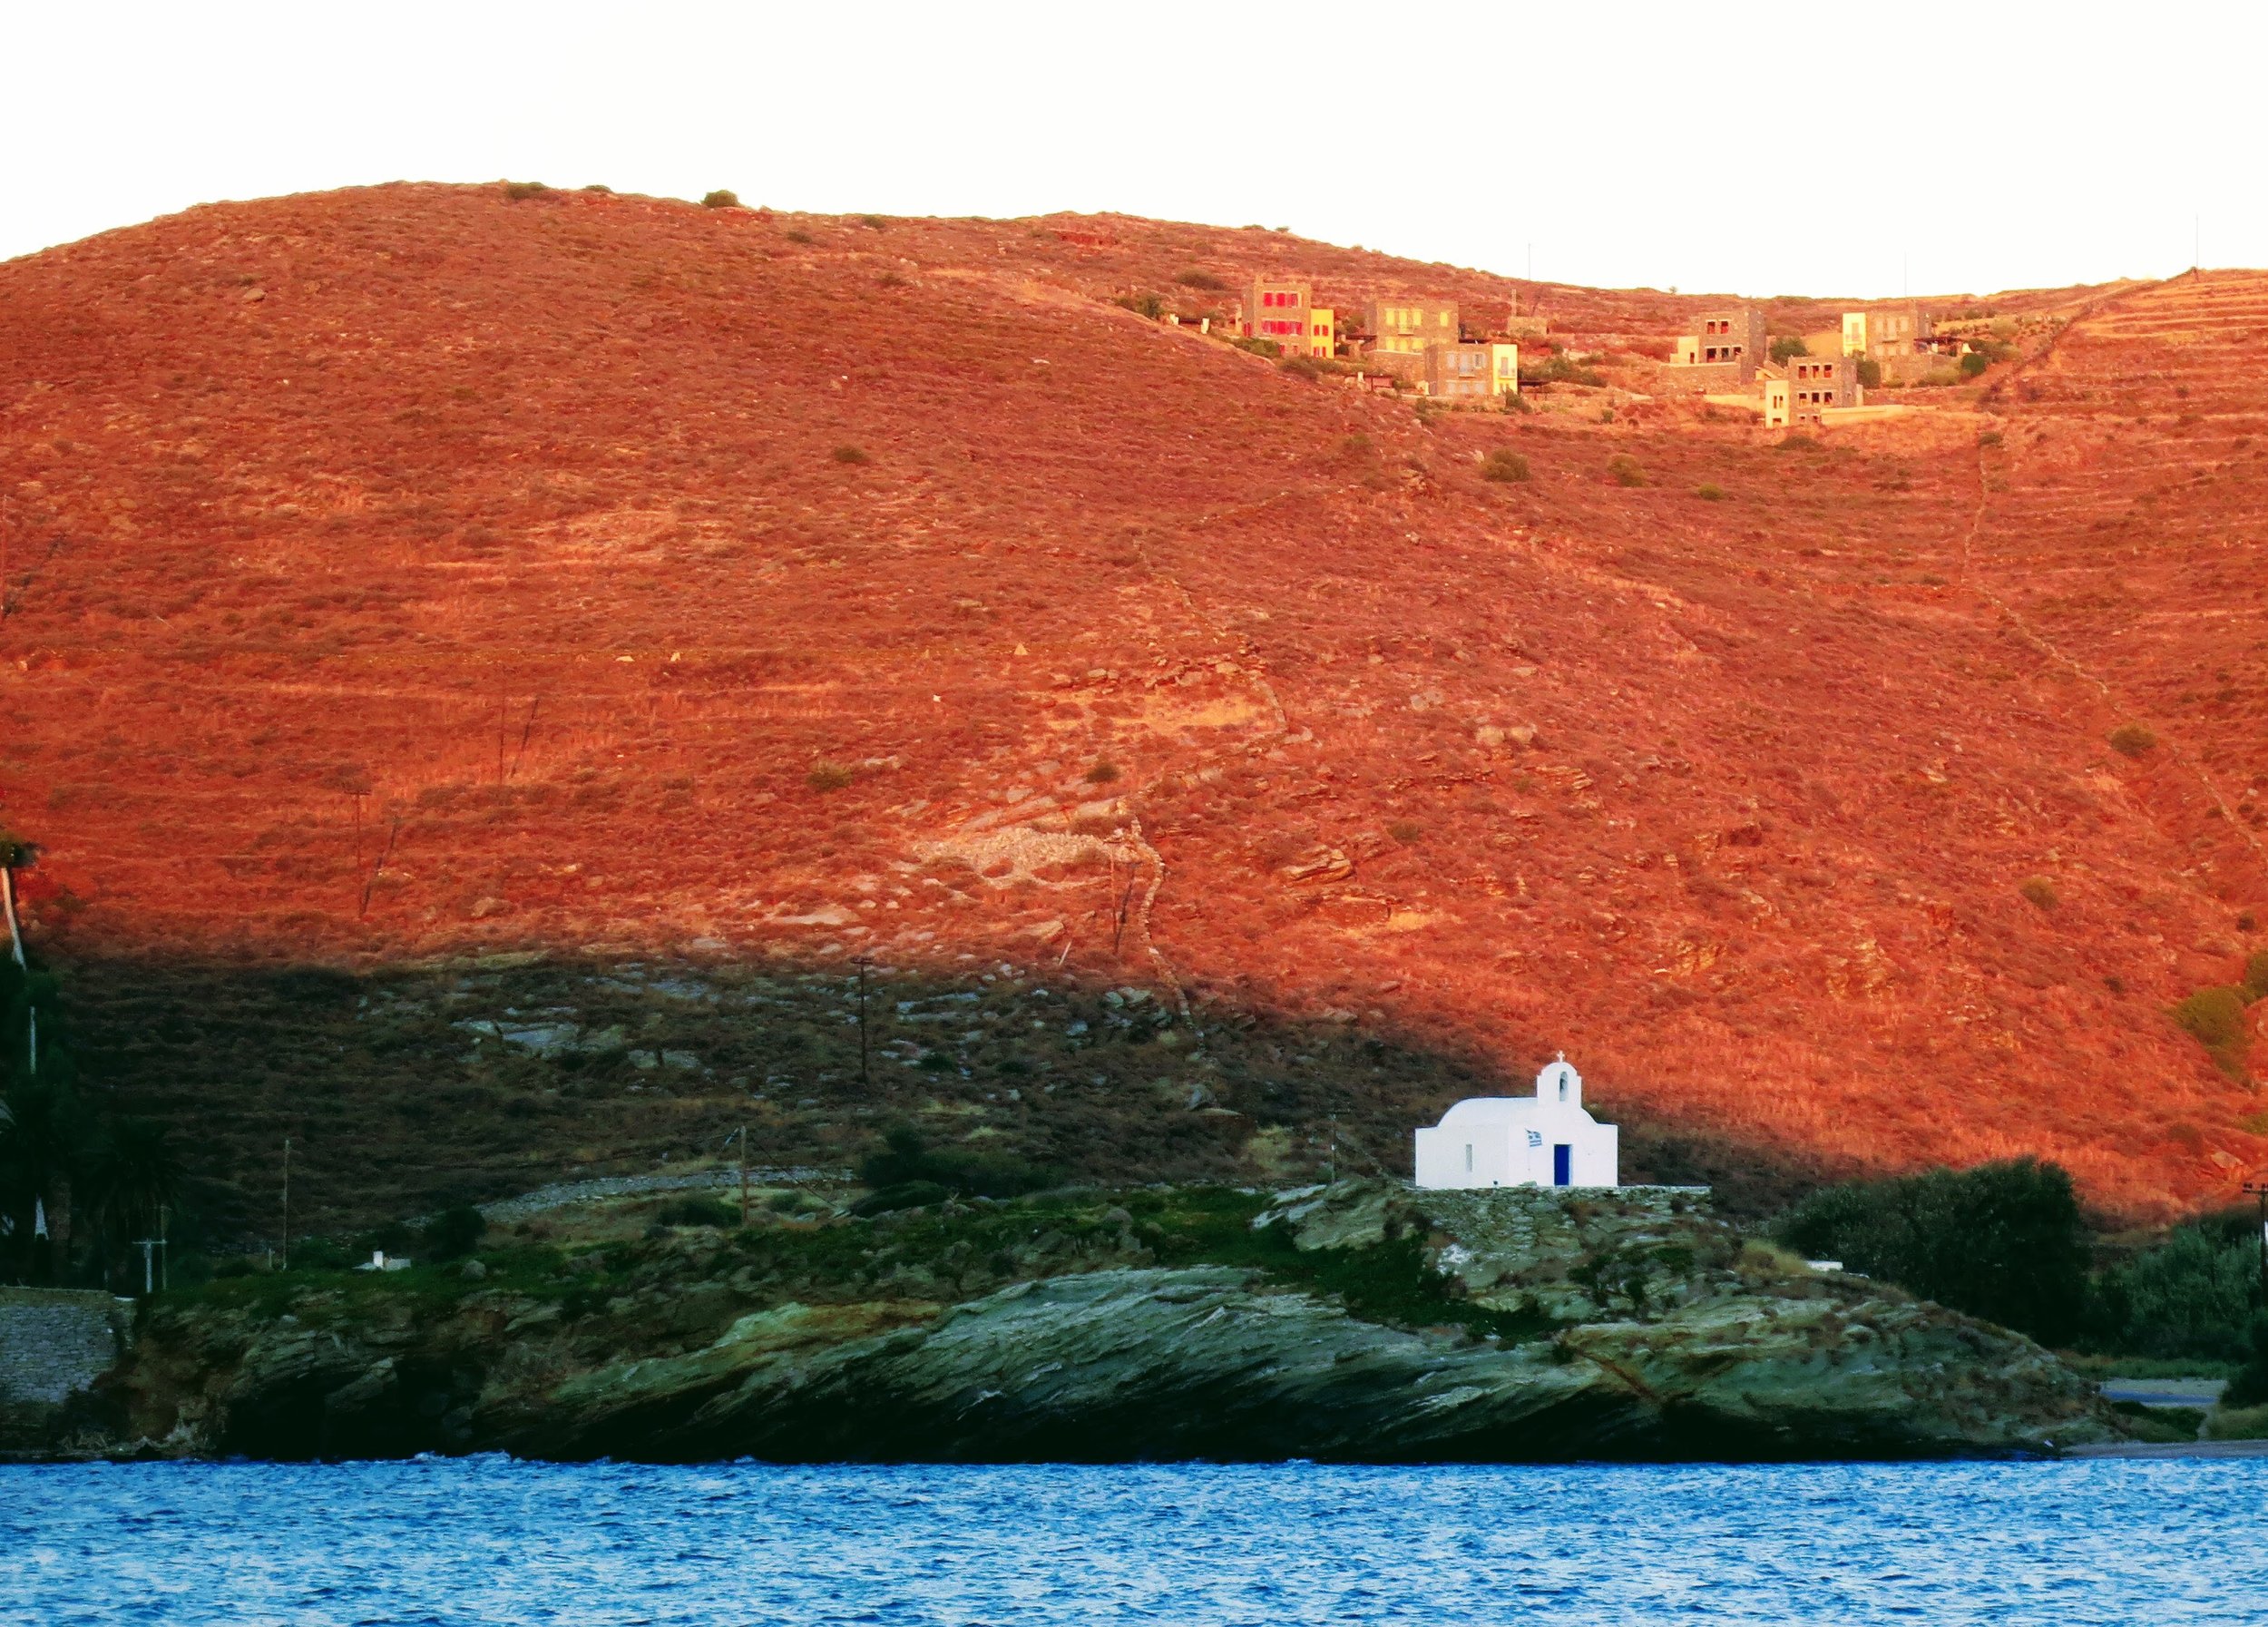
(1, 184), (2261, 1230)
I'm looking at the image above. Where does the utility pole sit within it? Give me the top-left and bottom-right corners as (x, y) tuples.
(134, 1238), (157, 1296)
(280, 1136), (292, 1272)
(855, 956), (873, 1092)
(2245, 1180), (2268, 1303)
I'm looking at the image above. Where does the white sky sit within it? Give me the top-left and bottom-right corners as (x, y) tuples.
(5, 0), (2261, 299)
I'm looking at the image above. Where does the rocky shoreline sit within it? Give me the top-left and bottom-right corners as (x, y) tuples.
(6, 1181), (2126, 1463)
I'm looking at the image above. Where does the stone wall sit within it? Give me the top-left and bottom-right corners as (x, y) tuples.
(1656, 361), (1750, 392)
(0, 1289), (130, 1444)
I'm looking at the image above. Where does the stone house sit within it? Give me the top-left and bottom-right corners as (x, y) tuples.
(1367, 297), (1460, 358)
(1419, 341), (1520, 399)
(1245, 278), (1331, 357)
(1669, 308), (1765, 386)
(1841, 304), (1936, 359)
(1762, 353), (1862, 426)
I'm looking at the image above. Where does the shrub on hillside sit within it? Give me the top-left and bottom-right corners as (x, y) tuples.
(2170, 985), (2248, 1074)
(1278, 356), (1322, 381)
(831, 445), (871, 466)
(784, 228), (815, 244)
(1481, 448), (1530, 484)
(1085, 758), (1120, 784)
(859, 214), (888, 230)
(1856, 358), (1883, 390)
(1695, 483), (1725, 501)
(857, 1125), (1054, 1207)
(1768, 336), (1810, 363)
(2094, 1213), (2263, 1359)
(1520, 352), (1606, 389)
(502, 181), (550, 201)
(1605, 454), (1647, 487)
(1776, 1158), (2089, 1343)
(2244, 950), (2268, 1003)
(807, 761), (855, 792)
(1960, 352), (1990, 378)
(2019, 876), (2059, 910)
(2107, 722), (2157, 757)
(1116, 291), (1166, 319)
(1774, 434), (1822, 453)
(655, 1195), (739, 1229)
(1176, 269), (1227, 289)
(701, 190), (741, 209)
(1232, 337), (1283, 359)
(423, 1205), (487, 1260)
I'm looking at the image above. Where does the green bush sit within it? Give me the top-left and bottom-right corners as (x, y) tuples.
(2244, 950), (2268, 1003)
(1960, 352), (1990, 379)
(1519, 352), (1606, 389)
(1481, 448), (1530, 483)
(1695, 483), (1725, 501)
(655, 1195), (739, 1229)
(830, 446), (871, 466)
(1085, 758), (1120, 784)
(859, 213), (888, 230)
(701, 190), (740, 210)
(1605, 454), (1647, 487)
(1776, 1158), (2090, 1343)
(2205, 1401), (2268, 1440)
(1856, 358), (1883, 390)
(2159, 989), (2250, 1053)
(1232, 337), (1283, 358)
(1774, 434), (1822, 453)
(423, 1205), (487, 1260)
(807, 761), (855, 792)
(1176, 269), (1227, 289)
(2108, 722), (2157, 757)
(1278, 356), (1322, 380)
(1116, 292), (1166, 319)
(2019, 876), (2059, 910)
(501, 181), (550, 201)
(1769, 336), (1810, 364)
(2096, 1219), (2262, 1360)
(858, 1125), (1053, 1201)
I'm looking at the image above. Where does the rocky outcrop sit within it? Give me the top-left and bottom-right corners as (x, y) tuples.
(76, 1182), (2123, 1462)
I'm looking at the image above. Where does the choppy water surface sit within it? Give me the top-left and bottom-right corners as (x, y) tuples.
(5, 1456), (2264, 1624)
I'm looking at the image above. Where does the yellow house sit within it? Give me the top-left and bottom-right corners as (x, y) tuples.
(1307, 307), (1336, 358)
(1762, 373), (1792, 428)
(1490, 342), (1520, 396)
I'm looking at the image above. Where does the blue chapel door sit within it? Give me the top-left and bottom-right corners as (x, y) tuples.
(1552, 1144), (1571, 1187)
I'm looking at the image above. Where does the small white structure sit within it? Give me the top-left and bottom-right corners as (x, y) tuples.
(1413, 1054), (1618, 1190)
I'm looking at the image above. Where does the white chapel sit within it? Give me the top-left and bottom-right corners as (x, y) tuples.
(1413, 1054), (1619, 1190)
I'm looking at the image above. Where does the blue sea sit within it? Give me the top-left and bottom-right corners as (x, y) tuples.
(5, 1457), (2264, 1624)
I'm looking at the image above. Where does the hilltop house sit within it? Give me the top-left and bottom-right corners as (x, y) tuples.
(1245, 278), (1333, 357)
(1762, 353), (1862, 426)
(1842, 304), (1935, 359)
(1422, 340), (1520, 400)
(1670, 308), (1765, 384)
(1367, 297), (1460, 358)
(1413, 1054), (1618, 1190)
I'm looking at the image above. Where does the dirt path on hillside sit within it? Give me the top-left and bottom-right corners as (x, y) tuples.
(1955, 280), (2268, 890)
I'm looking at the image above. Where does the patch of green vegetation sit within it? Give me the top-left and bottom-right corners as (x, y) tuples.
(2107, 721), (2157, 757)
(2169, 985), (2248, 1076)
(701, 190), (740, 210)
(2109, 1400), (2204, 1442)
(1768, 336), (1810, 364)
(1480, 448), (1530, 484)
(1777, 1158), (2088, 1344)
(1519, 353), (1605, 389)
(2019, 876), (2059, 911)
(1175, 269), (1227, 290)
(1605, 454), (1647, 488)
(2205, 1402), (2268, 1441)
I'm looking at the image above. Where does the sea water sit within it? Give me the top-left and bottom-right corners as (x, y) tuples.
(5, 1456), (2263, 1624)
